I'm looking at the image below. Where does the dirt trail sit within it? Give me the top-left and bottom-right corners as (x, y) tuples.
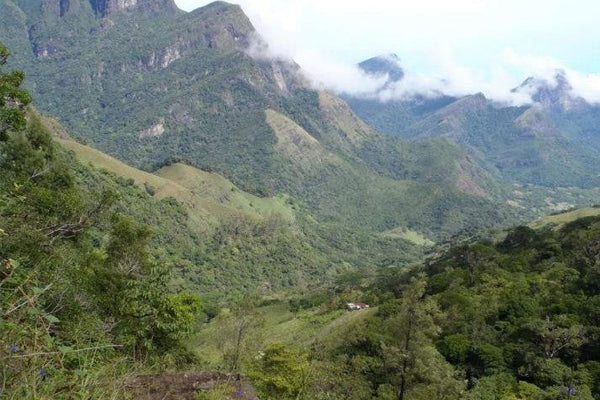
(126, 372), (259, 400)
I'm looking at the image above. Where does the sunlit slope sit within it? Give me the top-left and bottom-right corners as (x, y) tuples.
(56, 138), (296, 232)
(529, 207), (600, 230)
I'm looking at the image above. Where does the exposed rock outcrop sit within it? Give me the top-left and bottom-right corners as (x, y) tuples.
(89, 0), (179, 17)
(139, 119), (166, 138)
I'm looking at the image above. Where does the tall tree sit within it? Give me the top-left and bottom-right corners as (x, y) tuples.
(0, 44), (31, 139)
(217, 293), (264, 373)
(382, 276), (462, 400)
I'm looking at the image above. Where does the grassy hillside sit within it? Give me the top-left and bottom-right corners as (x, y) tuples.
(50, 120), (432, 298)
(0, 0), (540, 240)
(57, 136), (295, 232)
(156, 162), (295, 223)
(529, 206), (600, 230)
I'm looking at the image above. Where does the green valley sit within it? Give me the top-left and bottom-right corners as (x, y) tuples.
(2, 1), (600, 399)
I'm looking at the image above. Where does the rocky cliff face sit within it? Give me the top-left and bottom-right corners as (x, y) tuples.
(89, 0), (179, 17)
(18, 0), (180, 58)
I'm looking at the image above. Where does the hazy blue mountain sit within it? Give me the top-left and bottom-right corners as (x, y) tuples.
(347, 56), (600, 189)
(343, 54), (456, 134)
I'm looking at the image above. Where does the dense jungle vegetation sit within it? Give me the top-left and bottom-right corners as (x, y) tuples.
(192, 216), (600, 400)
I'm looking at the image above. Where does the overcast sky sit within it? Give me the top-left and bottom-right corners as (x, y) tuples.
(174, 0), (600, 104)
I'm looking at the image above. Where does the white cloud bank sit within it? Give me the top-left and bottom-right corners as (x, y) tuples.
(176, 0), (600, 106)
(253, 40), (600, 106)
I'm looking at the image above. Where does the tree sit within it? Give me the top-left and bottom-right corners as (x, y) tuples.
(216, 294), (264, 372)
(94, 215), (202, 359)
(382, 276), (462, 400)
(248, 342), (309, 400)
(0, 44), (31, 139)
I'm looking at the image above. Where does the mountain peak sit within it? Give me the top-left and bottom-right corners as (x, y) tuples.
(514, 70), (585, 111)
(358, 54), (405, 83)
(89, 0), (179, 17)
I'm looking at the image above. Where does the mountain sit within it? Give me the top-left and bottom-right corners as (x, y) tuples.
(344, 54), (457, 134)
(404, 94), (600, 188)
(358, 53), (405, 84)
(513, 70), (586, 111)
(513, 71), (600, 155)
(4, 11), (600, 399)
(0, 0), (523, 239)
(346, 57), (600, 190)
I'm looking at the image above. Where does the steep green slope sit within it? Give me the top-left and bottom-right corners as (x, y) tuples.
(405, 97), (600, 189)
(57, 135), (295, 232)
(264, 106), (514, 238)
(48, 116), (432, 295)
(0, 0), (526, 239)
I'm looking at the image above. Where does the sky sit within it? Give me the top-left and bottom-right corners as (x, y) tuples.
(174, 0), (600, 104)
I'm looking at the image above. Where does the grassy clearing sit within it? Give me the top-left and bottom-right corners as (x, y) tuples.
(529, 207), (600, 230)
(193, 300), (373, 369)
(156, 163), (295, 223)
(381, 227), (435, 246)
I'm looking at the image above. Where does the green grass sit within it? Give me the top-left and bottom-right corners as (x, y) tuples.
(528, 207), (600, 230)
(156, 162), (295, 223)
(381, 227), (435, 246)
(57, 137), (296, 233)
(193, 300), (374, 368)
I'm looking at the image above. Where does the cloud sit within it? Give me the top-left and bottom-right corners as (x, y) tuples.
(176, 0), (600, 106)
(500, 50), (600, 105)
(238, 4), (593, 106)
(250, 43), (537, 106)
(569, 73), (600, 104)
(287, 48), (600, 106)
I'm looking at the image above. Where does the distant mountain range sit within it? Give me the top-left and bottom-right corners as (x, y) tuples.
(345, 55), (600, 189)
(0, 0), (598, 242)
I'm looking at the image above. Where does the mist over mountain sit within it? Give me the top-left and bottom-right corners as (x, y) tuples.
(358, 54), (405, 85)
(345, 54), (600, 190)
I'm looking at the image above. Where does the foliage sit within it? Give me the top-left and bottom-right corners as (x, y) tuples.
(216, 294), (264, 372)
(0, 44), (31, 138)
(0, 52), (201, 397)
(273, 216), (600, 399)
(247, 342), (310, 400)
(416, 218), (600, 398)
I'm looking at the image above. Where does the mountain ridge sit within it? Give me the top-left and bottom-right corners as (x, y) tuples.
(0, 0), (528, 239)
(347, 55), (600, 190)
